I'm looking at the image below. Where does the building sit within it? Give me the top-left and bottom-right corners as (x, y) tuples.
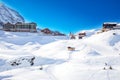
(102, 22), (120, 32)
(41, 28), (52, 34)
(78, 32), (86, 39)
(40, 28), (66, 36)
(3, 22), (37, 32)
(69, 32), (76, 39)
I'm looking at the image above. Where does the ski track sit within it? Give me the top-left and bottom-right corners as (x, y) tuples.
(45, 65), (57, 80)
(87, 69), (101, 80)
(106, 70), (111, 80)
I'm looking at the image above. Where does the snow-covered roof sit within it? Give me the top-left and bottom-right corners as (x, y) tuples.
(104, 22), (117, 24)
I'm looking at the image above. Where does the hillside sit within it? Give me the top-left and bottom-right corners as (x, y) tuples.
(0, 30), (120, 80)
(0, 3), (24, 24)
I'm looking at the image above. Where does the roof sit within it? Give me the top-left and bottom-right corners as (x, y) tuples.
(103, 22), (117, 24)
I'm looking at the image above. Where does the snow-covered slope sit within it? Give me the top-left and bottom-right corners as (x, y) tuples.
(0, 30), (120, 80)
(0, 3), (24, 27)
(0, 30), (68, 45)
(76, 29), (100, 37)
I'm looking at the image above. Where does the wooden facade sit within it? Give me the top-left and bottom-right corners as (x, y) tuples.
(3, 22), (37, 32)
(67, 46), (75, 51)
(41, 28), (52, 34)
(78, 32), (86, 39)
(102, 22), (120, 32)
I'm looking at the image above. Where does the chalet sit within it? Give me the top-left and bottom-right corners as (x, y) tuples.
(3, 22), (37, 32)
(78, 32), (86, 39)
(102, 22), (120, 32)
(41, 28), (52, 34)
(3, 22), (14, 31)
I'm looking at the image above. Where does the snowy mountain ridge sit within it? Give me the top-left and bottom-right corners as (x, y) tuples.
(0, 3), (24, 27)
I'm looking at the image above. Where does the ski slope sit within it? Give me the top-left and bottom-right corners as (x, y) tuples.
(0, 30), (120, 80)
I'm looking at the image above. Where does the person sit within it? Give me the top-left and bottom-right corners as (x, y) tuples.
(109, 66), (112, 70)
(39, 65), (43, 70)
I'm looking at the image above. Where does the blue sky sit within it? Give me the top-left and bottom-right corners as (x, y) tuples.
(1, 0), (120, 33)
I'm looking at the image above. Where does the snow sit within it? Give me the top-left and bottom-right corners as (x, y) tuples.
(76, 29), (100, 37)
(0, 29), (120, 80)
(104, 22), (118, 24)
(117, 23), (120, 26)
(0, 3), (24, 25)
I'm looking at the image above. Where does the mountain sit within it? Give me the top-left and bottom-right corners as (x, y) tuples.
(0, 3), (25, 28)
(0, 3), (66, 35)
